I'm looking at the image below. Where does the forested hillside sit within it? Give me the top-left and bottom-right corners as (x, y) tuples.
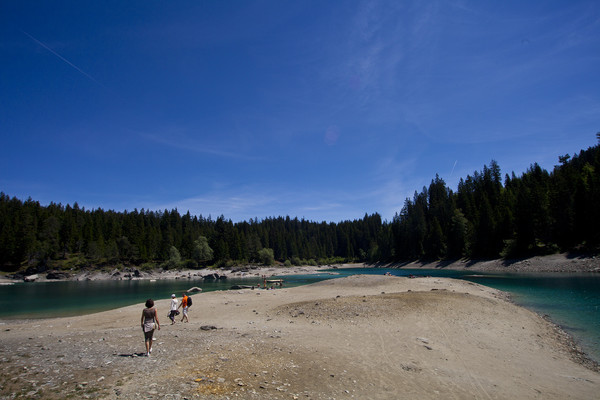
(1, 142), (599, 272)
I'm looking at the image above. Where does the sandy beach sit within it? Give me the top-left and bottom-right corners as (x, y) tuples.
(1, 273), (598, 399)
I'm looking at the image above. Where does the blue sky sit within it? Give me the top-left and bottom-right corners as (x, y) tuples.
(1, 1), (599, 223)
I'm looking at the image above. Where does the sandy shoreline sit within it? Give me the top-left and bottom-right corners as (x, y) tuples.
(0, 264), (357, 285)
(1, 274), (599, 399)
(2, 253), (598, 286)
(383, 253), (600, 273)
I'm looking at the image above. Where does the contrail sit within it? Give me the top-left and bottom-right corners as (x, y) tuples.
(20, 29), (104, 87)
(450, 160), (458, 177)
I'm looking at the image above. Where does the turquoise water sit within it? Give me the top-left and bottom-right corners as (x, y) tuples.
(0, 277), (259, 319)
(1, 268), (599, 363)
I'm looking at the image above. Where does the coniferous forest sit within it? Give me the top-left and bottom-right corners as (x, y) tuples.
(1, 141), (599, 273)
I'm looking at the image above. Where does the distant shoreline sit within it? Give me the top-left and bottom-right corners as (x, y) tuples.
(379, 252), (600, 273)
(2, 253), (598, 284)
(0, 263), (363, 284)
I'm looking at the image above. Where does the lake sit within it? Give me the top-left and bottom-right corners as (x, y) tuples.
(1, 268), (599, 363)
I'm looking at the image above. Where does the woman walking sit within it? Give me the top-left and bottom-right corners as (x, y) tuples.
(141, 299), (160, 356)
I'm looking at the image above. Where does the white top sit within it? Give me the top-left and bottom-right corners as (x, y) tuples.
(170, 298), (178, 311)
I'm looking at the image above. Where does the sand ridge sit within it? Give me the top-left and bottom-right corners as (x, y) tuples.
(0, 275), (598, 399)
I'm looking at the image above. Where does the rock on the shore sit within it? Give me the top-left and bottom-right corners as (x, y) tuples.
(46, 271), (71, 280)
(203, 272), (227, 280)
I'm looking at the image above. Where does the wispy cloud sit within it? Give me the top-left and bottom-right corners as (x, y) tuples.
(154, 193), (273, 219)
(140, 132), (262, 161)
(144, 183), (376, 223)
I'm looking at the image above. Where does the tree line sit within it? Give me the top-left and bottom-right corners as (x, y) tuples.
(1, 141), (599, 272)
(391, 139), (600, 260)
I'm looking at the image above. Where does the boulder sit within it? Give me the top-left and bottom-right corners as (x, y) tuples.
(46, 271), (71, 280)
(24, 274), (38, 282)
(200, 325), (217, 331)
(26, 264), (48, 275)
(187, 287), (203, 293)
(230, 285), (254, 290)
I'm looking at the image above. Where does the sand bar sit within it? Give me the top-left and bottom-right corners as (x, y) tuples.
(1, 274), (599, 399)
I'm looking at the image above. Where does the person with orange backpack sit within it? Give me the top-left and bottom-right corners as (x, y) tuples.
(178, 292), (190, 323)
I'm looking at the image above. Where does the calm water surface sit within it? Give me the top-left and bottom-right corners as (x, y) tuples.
(1, 268), (599, 362)
(0, 277), (257, 319)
